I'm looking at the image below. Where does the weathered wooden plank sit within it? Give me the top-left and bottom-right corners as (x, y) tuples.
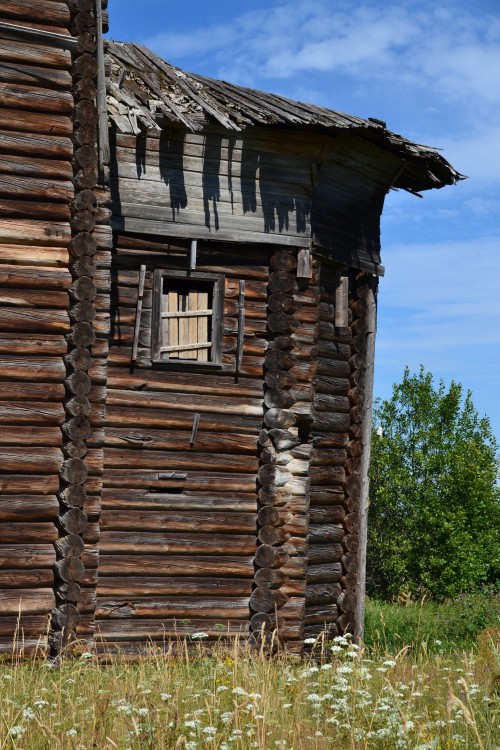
(96, 596), (250, 620)
(103, 449), (257, 474)
(0, 496), (59, 521)
(0, 544), (56, 569)
(0, 1), (70, 26)
(102, 491), (257, 512)
(98, 555), (254, 577)
(0, 447), (62, 474)
(99, 531), (256, 555)
(0, 402), (65, 426)
(112, 216), (309, 247)
(0, 61), (72, 90)
(0, 382), (65, 401)
(0, 356), (65, 381)
(105, 427), (258, 455)
(0, 522), (58, 544)
(100, 510), (257, 533)
(0, 81), (73, 113)
(95, 620), (249, 640)
(0, 307), (69, 333)
(103, 470), (257, 493)
(0, 108), (71, 136)
(0, 38), (71, 69)
(106, 388), (263, 417)
(97, 577), (252, 597)
(0, 220), (71, 247)
(0, 426), (62, 446)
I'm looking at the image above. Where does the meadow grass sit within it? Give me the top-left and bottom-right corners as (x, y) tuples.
(0, 628), (499, 750)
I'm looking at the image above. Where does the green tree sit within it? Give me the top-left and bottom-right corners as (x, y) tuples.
(367, 366), (500, 600)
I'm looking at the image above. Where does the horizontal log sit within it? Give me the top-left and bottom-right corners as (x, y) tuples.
(0, 356), (65, 382)
(0, 569), (53, 588)
(107, 388), (263, 417)
(311, 412), (350, 434)
(0, 81), (73, 114)
(0, 495), (59, 521)
(0, 447), (62, 473)
(315, 375), (350, 396)
(103, 449), (257, 475)
(314, 394), (350, 413)
(102, 490), (257, 513)
(99, 532), (256, 556)
(308, 543), (344, 564)
(0, 307), (69, 333)
(104, 428), (258, 456)
(102, 469), (256, 493)
(98, 554), (254, 578)
(96, 596), (250, 620)
(305, 583), (341, 605)
(309, 507), (346, 524)
(0, 614), (50, 637)
(307, 562), (342, 583)
(316, 358), (351, 378)
(0, 107), (71, 136)
(95, 619), (249, 640)
(0, 544), (56, 569)
(0, 382), (64, 402)
(308, 524), (345, 544)
(100, 510), (257, 534)
(310, 466), (346, 486)
(0, 426), (62, 447)
(104, 405), (260, 435)
(0, 471), (59, 494)
(0, 522), (58, 544)
(0, 264), (71, 290)
(97, 577), (252, 598)
(0, 588), (55, 616)
(304, 604), (338, 625)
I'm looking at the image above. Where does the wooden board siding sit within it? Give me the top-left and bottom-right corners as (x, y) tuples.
(110, 127), (315, 248)
(311, 131), (401, 274)
(96, 237), (269, 650)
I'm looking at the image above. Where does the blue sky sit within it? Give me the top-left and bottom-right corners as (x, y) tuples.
(108, 0), (500, 440)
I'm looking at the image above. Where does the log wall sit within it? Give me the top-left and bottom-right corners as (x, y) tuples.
(95, 236), (274, 652)
(0, 1), (110, 655)
(0, 1), (74, 655)
(110, 126), (317, 248)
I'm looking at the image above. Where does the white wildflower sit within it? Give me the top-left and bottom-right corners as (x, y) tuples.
(191, 632), (209, 640)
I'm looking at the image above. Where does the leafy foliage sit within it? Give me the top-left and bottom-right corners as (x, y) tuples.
(367, 366), (500, 600)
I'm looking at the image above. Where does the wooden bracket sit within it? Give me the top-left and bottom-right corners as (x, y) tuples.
(190, 413), (200, 446)
(189, 239), (198, 270)
(236, 279), (246, 375)
(297, 248), (312, 279)
(131, 264), (146, 364)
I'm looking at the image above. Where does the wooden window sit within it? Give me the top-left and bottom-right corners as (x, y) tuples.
(152, 270), (224, 366)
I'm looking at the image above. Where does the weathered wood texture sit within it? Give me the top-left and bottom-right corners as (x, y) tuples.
(304, 262), (356, 642)
(0, 0), (97, 649)
(48, 0), (112, 656)
(96, 238), (267, 645)
(249, 249), (319, 650)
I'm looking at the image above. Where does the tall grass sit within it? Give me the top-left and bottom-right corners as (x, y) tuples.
(365, 589), (500, 652)
(0, 629), (499, 749)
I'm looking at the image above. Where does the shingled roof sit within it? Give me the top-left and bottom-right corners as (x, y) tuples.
(106, 40), (464, 194)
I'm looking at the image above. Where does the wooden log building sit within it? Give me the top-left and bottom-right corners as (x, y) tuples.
(0, 1), (461, 655)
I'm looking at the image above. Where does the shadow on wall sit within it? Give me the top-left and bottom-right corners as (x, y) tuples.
(129, 130), (311, 236)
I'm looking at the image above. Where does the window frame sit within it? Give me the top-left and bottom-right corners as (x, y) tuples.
(151, 269), (225, 368)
